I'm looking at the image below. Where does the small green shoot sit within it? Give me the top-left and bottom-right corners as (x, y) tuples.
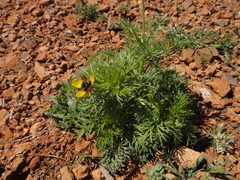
(209, 123), (234, 155)
(116, 5), (129, 15)
(146, 156), (232, 180)
(76, 0), (99, 21)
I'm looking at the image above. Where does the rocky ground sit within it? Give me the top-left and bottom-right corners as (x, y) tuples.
(0, 0), (239, 179)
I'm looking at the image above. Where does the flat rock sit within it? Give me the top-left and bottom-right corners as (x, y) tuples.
(34, 62), (50, 81)
(72, 164), (89, 180)
(107, 15), (117, 30)
(60, 166), (75, 180)
(222, 73), (238, 86)
(182, 0), (193, 11)
(207, 77), (231, 97)
(22, 37), (38, 50)
(194, 48), (213, 62)
(5, 53), (27, 71)
(175, 147), (201, 169)
(2, 87), (15, 99)
(180, 48), (194, 63)
(39, 0), (54, 6)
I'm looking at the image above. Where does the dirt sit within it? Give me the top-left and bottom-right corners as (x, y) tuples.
(0, 0), (239, 179)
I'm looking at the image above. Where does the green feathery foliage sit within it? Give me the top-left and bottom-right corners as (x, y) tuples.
(46, 2), (237, 171)
(146, 156), (232, 180)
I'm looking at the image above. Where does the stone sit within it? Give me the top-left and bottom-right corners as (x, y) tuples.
(72, 164), (89, 180)
(199, 8), (211, 16)
(112, 34), (120, 43)
(209, 47), (219, 57)
(187, 5), (195, 14)
(5, 53), (27, 71)
(22, 37), (38, 50)
(36, 52), (47, 62)
(34, 62), (50, 81)
(39, 0), (54, 6)
(0, 109), (8, 126)
(13, 142), (32, 155)
(205, 65), (216, 77)
(75, 139), (91, 152)
(91, 168), (102, 180)
(207, 77), (231, 97)
(195, 48), (213, 62)
(30, 122), (43, 134)
(175, 148), (201, 169)
(12, 157), (25, 171)
(16, 71), (28, 83)
(98, 4), (110, 12)
(66, 45), (79, 51)
(2, 87), (15, 99)
(60, 166), (75, 180)
(6, 15), (19, 26)
(107, 15), (117, 30)
(21, 88), (33, 100)
(32, 9), (44, 16)
(180, 48), (194, 63)
(189, 61), (201, 70)
(29, 156), (40, 169)
(222, 73), (238, 86)
(182, 0), (193, 11)
(194, 85), (227, 109)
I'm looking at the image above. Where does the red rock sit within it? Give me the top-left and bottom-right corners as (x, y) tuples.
(22, 37), (38, 50)
(60, 166), (75, 180)
(13, 142), (32, 155)
(107, 15), (117, 30)
(195, 48), (213, 62)
(29, 156), (40, 169)
(72, 164), (89, 180)
(209, 47), (219, 57)
(180, 48), (194, 63)
(91, 168), (102, 180)
(205, 65), (216, 76)
(207, 77), (231, 97)
(5, 53), (27, 71)
(6, 15), (19, 26)
(36, 52), (47, 62)
(175, 147), (201, 169)
(21, 87), (33, 101)
(182, 0), (193, 10)
(2, 87), (15, 98)
(112, 34), (120, 43)
(222, 73), (238, 86)
(34, 62), (50, 81)
(32, 8), (44, 16)
(66, 45), (79, 51)
(39, 0), (53, 6)
(98, 4), (109, 12)
(189, 61), (201, 70)
(12, 157), (25, 171)
(75, 139), (90, 152)
(16, 71), (28, 83)
(30, 122), (43, 134)
(187, 5), (195, 14)
(0, 109), (8, 126)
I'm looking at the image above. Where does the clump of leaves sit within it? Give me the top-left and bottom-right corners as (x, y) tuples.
(209, 123), (234, 154)
(46, 40), (196, 171)
(76, 0), (99, 21)
(146, 156), (232, 180)
(116, 5), (129, 15)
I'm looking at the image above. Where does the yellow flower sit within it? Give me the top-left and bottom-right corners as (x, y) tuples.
(72, 74), (95, 98)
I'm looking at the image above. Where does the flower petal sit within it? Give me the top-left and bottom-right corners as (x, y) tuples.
(76, 90), (86, 98)
(72, 79), (83, 88)
(89, 74), (95, 84)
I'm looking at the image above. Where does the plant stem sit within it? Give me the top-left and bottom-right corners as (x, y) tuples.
(141, 0), (146, 40)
